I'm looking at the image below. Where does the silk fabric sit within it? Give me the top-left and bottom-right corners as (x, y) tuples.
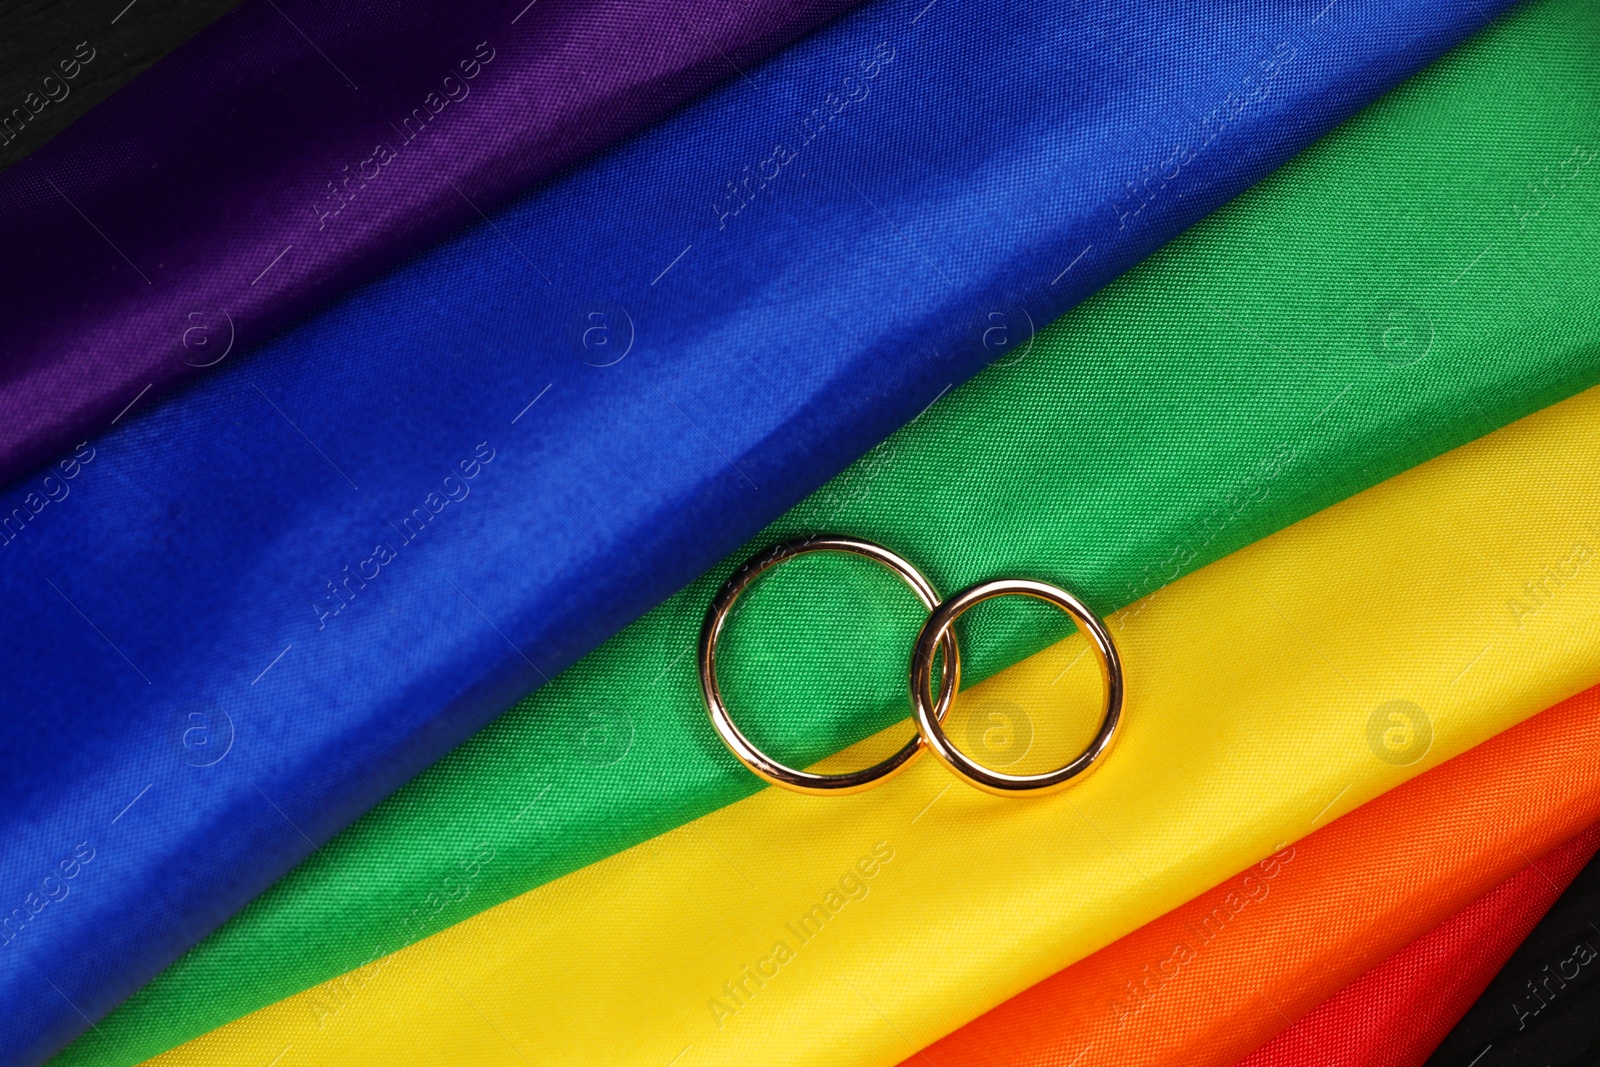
(1237, 827), (1600, 1067)
(1429, 829), (1600, 1062)
(0, 0), (866, 487)
(42, 1), (1600, 1061)
(15, 0), (1517, 1058)
(913, 707), (1600, 1067)
(137, 378), (1600, 1065)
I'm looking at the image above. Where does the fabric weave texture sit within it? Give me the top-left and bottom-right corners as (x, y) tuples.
(911, 698), (1600, 1067)
(6, 0), (1535, 1062)
(1428, 821), (1600, 1062)
(134, 382), (1600, 1065)
(38, 1), (1600, 1061)
(0, 0), (866, 487)
(1237, 826), (1600, 1067)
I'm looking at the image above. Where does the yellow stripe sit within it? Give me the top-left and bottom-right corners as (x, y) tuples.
(153, 385), (1600, 1067)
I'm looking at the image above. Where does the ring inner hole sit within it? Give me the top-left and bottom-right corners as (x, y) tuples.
(714, 549), (933, 774)
(937, 594), (1101, 776)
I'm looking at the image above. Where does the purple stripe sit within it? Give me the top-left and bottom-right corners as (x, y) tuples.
(0, 0), (861, 487)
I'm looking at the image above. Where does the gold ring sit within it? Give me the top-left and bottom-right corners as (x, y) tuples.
(699, 535), (959, 795)
(909, 578), (1123, 796)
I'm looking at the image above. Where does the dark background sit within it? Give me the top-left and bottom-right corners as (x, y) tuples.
(0, 0), (244, 170)
(1427, 849), (1600, 1067)
(6, 1), (1600, 1064)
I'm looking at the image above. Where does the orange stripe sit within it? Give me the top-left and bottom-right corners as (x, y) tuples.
(907, 684), (1600, 1067)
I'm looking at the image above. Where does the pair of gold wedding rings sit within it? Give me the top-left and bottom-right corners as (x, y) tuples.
(698, 535), (1125, 797)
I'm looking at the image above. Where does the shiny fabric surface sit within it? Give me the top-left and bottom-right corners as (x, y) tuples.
(1236, 826), (1600, 1067)
(1429, 828), (1600, 1063)
(0, 0), (866, 488)
(42, 1), (1600, 1060)
(911, 709), (1600, 1067)
(136, 382), (1600, 1066)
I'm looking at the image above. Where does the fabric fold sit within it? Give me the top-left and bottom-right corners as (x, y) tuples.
(1236, 827), (1599, 1067)
(37, 1), (1600, 1061)
(0, 0), (868, 488)
(909, 706), (1600, 1067)
(135, 378), (1600, 1066)
(1428, 829), (1600, 1064)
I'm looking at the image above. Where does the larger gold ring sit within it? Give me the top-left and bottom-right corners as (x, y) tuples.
(909, 578), (1123, 796)
(699, 535), (959, 795)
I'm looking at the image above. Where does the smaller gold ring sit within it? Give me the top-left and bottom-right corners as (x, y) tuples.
(909, 578), (1123, 797)
(699, 535), (959, 796)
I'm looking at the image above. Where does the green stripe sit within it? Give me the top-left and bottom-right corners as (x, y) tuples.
(56, 0), (1600, 1061)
